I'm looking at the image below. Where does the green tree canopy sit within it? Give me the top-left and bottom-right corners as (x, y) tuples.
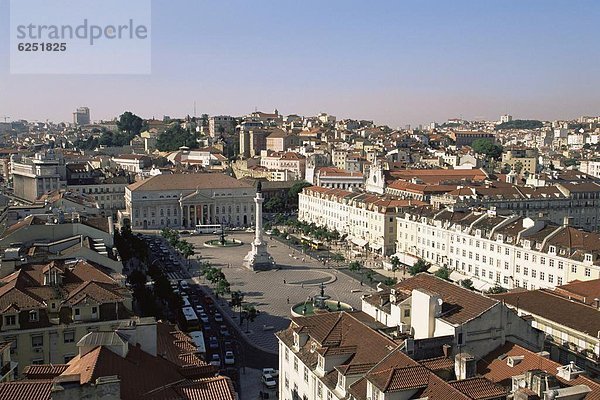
(471, 139), (503, 160)
(156, 124), (199, 151)
(117, 111), (145, 136)
(495, 120), (543, 130)
(409, 259), (430, 276)
(461, 279), (475, 290)
(486, 285), (508, 294)
(434, 266), (451, 281)
(288, 181), (312, 205)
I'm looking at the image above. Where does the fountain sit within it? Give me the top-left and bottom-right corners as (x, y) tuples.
(204, 224), (243, 248)
(291, 283), (353, 317)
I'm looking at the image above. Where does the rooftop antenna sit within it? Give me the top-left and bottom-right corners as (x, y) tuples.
(2, 116), (10, 123)
(193, 101), (196, 118)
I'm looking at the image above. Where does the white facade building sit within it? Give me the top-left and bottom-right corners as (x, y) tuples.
(299, 186), (424, 255)
(396, 207), (600, 291)
(123, 173), (256, 230)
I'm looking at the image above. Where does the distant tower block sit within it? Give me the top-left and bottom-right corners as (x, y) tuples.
(243, 182), (274, 270)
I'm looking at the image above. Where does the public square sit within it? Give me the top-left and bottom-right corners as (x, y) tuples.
(186, 232), (374, 353)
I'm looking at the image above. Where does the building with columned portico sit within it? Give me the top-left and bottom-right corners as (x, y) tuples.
(121, 173), (256, 230)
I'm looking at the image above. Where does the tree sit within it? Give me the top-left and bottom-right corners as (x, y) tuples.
(383, 277), (398, 286)
(177, 240), (195, 260)
(215, 278), (231, 297)
(471, 138), (503, 160)
(514, 161), (523, 174)
(409, 259), (430, 276)
(117, 111), (145, 136)
(495, 120), (543, 130)
(287, 181), (312, 205)
(364, 269), (375, 283)
(264, 195), (285, 213)
(349, 261), (362, 272)
(461, 279), (475, 290)
(434, 266), (451, 281)
(486, 285), (508, 294)
(156, 124), (199, 151)
(242, 304), (257, 333)
(390, 256), (401, 276)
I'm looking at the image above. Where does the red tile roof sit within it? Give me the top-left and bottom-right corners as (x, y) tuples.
(0, 380), (54, 400)
(478, 342), (600, 399)
(395, 274), (498, 325)
(449, 377), (507, 400)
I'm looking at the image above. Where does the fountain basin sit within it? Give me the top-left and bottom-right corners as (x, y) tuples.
(204, 239), (243, 248)
(291, 300), (353, 317)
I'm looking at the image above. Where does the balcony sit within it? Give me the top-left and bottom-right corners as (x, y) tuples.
(0, 361), (18, 382)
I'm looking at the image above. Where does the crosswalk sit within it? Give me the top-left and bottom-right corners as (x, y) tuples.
(166, 271), (188, 280)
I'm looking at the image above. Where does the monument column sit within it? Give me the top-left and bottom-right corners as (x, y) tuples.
(244, 181), (272, 270)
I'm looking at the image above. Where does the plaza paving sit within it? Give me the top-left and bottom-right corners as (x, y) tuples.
(186, 232), (374, 354)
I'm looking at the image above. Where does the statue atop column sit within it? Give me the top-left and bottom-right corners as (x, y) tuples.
(243, 183), (273, 270)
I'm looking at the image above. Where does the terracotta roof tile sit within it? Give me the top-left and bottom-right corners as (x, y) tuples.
(478, 342), (600, 399)
(128, 173), (253, 192)
(449, 377), (507, 399)
(395, 274), (498, 325)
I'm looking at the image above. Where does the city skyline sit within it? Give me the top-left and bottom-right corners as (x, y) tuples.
(1, 0), (600, 126)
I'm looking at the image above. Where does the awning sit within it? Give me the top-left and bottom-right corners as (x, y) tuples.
(351, 237), (368, 247)
(449, 271), (493, 292)
(370, 243), (383, 250)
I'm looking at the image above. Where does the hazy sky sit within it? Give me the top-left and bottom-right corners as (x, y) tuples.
(1, 0), (599, 127)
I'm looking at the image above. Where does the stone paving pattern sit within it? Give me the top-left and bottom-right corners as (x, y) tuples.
(187, 232), (374, 354)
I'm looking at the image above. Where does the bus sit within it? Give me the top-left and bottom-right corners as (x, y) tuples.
(301, 235), (325, 250)
(181, 306), (200, 331)
(188, 330), (206, 356)
(195, 224), (222, 234)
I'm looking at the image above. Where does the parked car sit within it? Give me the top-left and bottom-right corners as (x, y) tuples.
(262, 368), (279, 378)
(214, 313), (223, 322)
(224, 351), (235, 365)
(195, 305), (205, 314)
(208, 336), (219, 349)
(261, 374), (277, 389)
(210, 353), (221, 367)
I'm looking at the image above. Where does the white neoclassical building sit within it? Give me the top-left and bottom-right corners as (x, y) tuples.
(299, 186), (425, 256)
(123, 173), (256, 230)
(396, 206), (600, 291)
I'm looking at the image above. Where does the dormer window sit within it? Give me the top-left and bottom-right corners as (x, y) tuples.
(293, 332), (300, 349)
(73, 308), (81, 321)
(585, 254), (593, 263)
(4, 315), (16, 327)
(549, 245), (556, 254)
(29, 310), (38, 322)
(337, 374), (345, 389)
(318, 355), (324, 370)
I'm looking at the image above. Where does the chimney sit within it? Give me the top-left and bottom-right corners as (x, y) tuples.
(442, 344), (451, 358)
(108, 216), (115, 236)
(454, 353), (476, 380)
(594, 298), (600, 310)
(556, 361), (585, 381)
(562, 216), (573, 227)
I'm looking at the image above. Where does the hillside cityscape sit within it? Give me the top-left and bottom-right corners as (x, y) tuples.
(0, 108), (597, 400)
(2, 0), (600, 398)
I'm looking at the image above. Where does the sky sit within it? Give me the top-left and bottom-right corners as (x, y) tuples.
(1, 0), (599, 127)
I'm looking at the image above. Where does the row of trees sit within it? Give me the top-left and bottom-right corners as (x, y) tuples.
(199, 263), (258, 332)
(161, 228), (195, 260)
(387, 257), (508, 294)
